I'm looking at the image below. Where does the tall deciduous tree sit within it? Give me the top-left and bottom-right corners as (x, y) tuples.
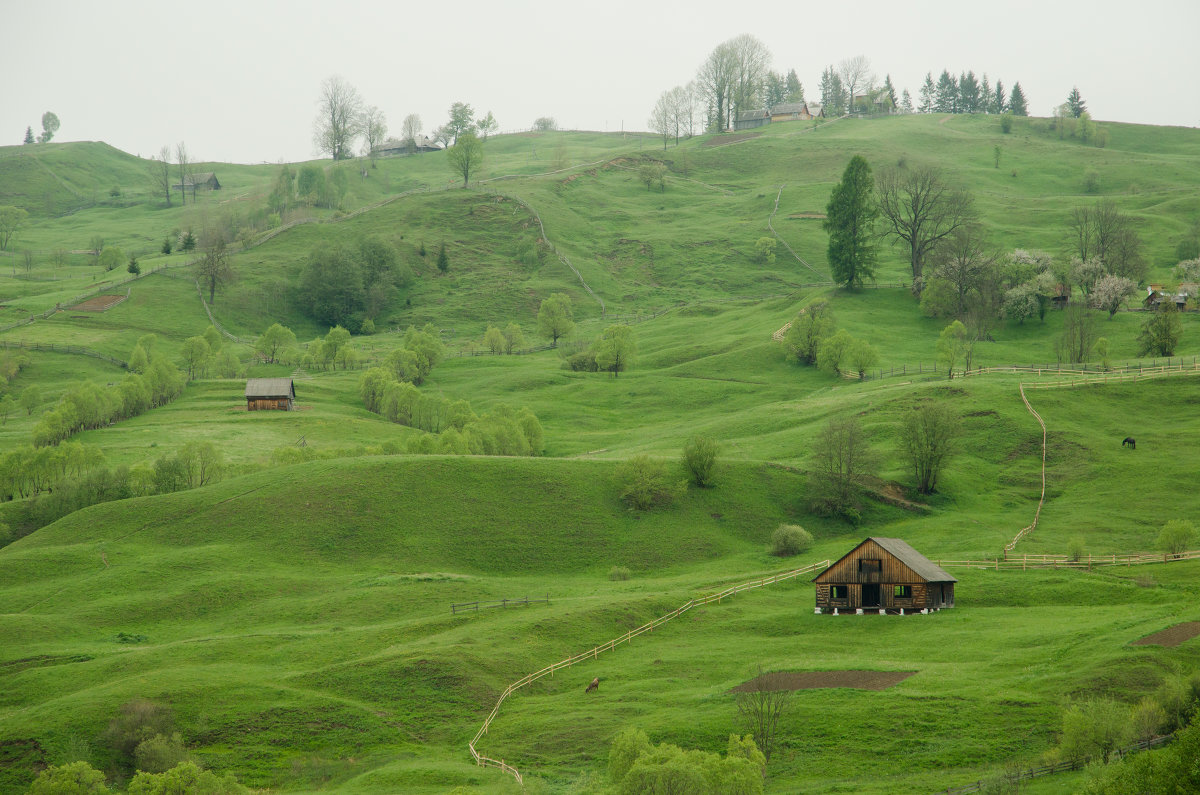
(810, 415), (875, 517)
(0, 206), (30, 251)
(150, 145), (172, 207)
(313, 75), (363, 160)
(476, 110), (498, 141)
(899, 401), (961, 494)
(839, 55), (874, 112)
(1056, 302), (1097, 364)
(174, 141), (191, 205)
(936, 320), (970, 377)
(446, 131), (483, 187)
(929, 223), (997, 318)
(255, 323), (297, 364)
(401, 114), (422, 152)
(782, 299), (834, 365)
(1137, 301), (1183, 357)
(824, 155), (877, 289)
(594, 324), (637, 377)
(1090, 274), (1137, 319)
(360, 105), (387, 167)
(876, 165), (976, 294)
(38, 112), (60, 143)
(537, 293), (574, 346)
(696, 39), (737, 131)
(195, 236), (234, 303)
(446, 102), (475, 145)
(729, 34), (772, 122)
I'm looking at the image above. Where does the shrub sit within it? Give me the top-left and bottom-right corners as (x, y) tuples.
(127, 762), (246, 795)
(754, 237), (777, 264)
(1084, 169), (1101, 194)
(999, 113), (1013, 134)
(614, 455), (684, 510)
(1067, 535), (1087, 562)
(771, 524), (813, 556)
(681, 435), (719, 487)
(104, 699), (175, 767)
(28, 761), (110, 794)
(134, 733), (187, 773)
(608, 566), (631, 581)
(1157, 519), (1195, 557)
(564, 350), (598, 371)
(360, 318), (375, 335)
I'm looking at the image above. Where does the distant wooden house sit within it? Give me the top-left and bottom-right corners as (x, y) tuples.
(1051, 283), (1071, 309)
(734, 109), (771, 131)
(376, 136), (443, 156)
(813, 537), (956, 614)
(1144, 283), (1196, 310)
(245, 378), (295, 411)
(770, 102), (815, 122)
(173, 172), (221, 193)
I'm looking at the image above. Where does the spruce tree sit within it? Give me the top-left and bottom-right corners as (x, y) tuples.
(901, 89), (914, 114)
(785, 69), (804, 102)
(993, 80), (1007, 114)
(1009, 82), (1029, 116)
(935, 71), (958, 113)
(22, 126), (34, 145)
(436, 241), (449, 273)
(883, 74), (898, 108)
(959, 71), (980, 113)
(979, 75), (994, 114)
(824, 156), (878, 289)
(919, 73), (935, 113)
(1067, 86), (1087, 118)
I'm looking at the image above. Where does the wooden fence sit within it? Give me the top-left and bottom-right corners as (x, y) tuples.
(468, 559), (831, 784)
(452, 596), (550, 614)
(937, 549), (1200, 571)
(941, 733), (1175, 794)
(0, 339), (127, 369)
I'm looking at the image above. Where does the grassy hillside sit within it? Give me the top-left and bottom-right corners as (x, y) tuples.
(2, 118), (1200, 793)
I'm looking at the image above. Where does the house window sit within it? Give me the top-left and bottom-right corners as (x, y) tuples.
(894, 585), (912, 599)
(859, 559), (881, 576)
(830, 585), (848, 600)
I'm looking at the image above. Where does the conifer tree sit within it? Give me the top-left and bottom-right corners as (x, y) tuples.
(824, 156), (878, 289)
(979, 74), (994, 113)
(23, 127), (34, 145)
(918, 73), (935, 113)
(993, 80), (1007, 114)
(1009, 82), (1029, 116)
(1067, 86), (1087, 118)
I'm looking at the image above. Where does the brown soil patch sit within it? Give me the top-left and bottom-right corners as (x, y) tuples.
(1131, 621), (1200, 648)
(72, 294), (125, 312)
(731, 670), (916, 692)
(702, 132), (760, 147)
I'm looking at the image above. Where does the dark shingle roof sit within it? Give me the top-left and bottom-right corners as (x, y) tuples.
(870, 537), (957, 582)
(771, 102), (808, 115)
(245, 378), (295, 399)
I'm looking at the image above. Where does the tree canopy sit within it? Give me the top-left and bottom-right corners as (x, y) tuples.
(824, 155), (878, 289)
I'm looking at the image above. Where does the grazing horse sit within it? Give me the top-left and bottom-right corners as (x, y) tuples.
(1122, 437), (1136, 449)
(585, 677), (599, 693)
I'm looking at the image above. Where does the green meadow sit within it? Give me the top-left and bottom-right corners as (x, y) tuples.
(1, 114), (1199, 793)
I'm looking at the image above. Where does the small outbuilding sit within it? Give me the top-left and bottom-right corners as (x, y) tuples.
(173, 172), (221, 193)
(770, 102), (816, 122)
(245, 378), (295, 411)
(813, 537), (956, 614)
(734, 109), (771, 131)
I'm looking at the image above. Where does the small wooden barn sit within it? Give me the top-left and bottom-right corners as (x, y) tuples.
(813, 537), (956, 614)
(173, 172), (221, 192)
(245, 378), (295, 411)
(770, 102), (815, 122)
(734, 109), (771, 130)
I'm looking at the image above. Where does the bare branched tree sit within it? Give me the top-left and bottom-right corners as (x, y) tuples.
(174, 142), (191, 205)
(360, 105), (387, 168)
(313, 75), (363, 161)
(839, 55), (874, 111)
(876, 165), (976, 294)
(1069, 200), (1146, 283)
(401, 114), (422, 153)
(735, 665), (790, 762)
(930, 223), (999, 319)
(696, 40), (738, 131)
(729, 34), (772, 122)
(195, 235), (234, 303)
(150, 145), (172, 207)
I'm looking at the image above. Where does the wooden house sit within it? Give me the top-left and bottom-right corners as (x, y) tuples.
(1144, 284), (1195, 310)
(770, 102), (815, 122)
(245, 378), (295, 411)
(813, 537), (956, 614)
(734, 109), (771, 131)
(173, 172), (221, 192)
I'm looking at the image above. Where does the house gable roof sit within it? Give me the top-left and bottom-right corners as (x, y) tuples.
(813, 537), (957, 583)
(245, 377), (295, 399)
(736, 109), (770, 121)
(770, 102), (808, 115)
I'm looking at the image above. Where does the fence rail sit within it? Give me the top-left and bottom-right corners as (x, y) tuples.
(941, 733), (1174, 794)
(468, 559), (830, 784)
(0, 339), (127, 369)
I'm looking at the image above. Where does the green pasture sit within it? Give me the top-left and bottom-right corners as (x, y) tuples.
(1, 118), (1200, 793)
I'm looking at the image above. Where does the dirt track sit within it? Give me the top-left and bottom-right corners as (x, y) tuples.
(71, 294), (125, 312)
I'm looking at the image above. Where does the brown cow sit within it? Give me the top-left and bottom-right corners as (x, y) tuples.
(585, 677), (599, 693)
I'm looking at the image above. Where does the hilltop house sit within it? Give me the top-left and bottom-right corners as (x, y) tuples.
(734, 109), (771, 131)
(245, 378), (295, 411)
(376, 136), (444, 156)
(813, 537), (956, 614)
(770, 102), (817, 122)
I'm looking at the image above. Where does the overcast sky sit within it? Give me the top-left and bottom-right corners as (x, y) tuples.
(5, 0), (1198, 165)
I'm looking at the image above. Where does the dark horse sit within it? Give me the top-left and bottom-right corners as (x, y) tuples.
(1122, 437), (1136, 449)
(585, 677), (599, 693)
